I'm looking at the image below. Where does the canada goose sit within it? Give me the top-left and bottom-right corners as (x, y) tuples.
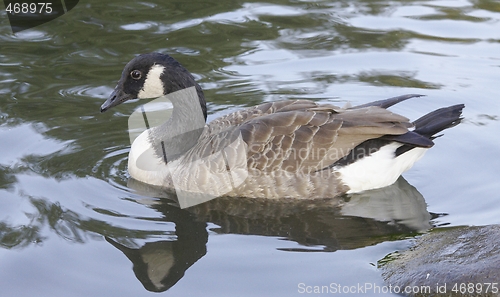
(100, 52), (464, 200)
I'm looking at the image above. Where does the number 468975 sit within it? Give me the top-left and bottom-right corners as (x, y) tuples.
(451, 283), (498, 294)
(6, 2), (53, 14)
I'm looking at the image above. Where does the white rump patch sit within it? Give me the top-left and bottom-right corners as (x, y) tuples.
(138, 64), (165, 99)
(336, 142), (428, 193)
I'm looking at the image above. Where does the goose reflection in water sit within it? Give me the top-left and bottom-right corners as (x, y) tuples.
(106, 177), (435, 292)
(105, 214), (208, 292)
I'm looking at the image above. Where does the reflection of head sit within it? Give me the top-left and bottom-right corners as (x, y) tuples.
(106, 239), (178, 292)
(105, 205), (208, 292)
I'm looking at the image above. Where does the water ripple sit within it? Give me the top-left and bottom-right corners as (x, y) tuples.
(59, 85), (113, 99)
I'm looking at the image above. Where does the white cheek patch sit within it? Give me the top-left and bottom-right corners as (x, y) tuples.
(138, 64), (165, 99)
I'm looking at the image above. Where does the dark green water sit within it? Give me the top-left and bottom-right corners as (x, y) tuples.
(1, 0), (499, 296)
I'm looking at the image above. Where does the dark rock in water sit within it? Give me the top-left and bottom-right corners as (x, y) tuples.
(380, 225), (500, 297)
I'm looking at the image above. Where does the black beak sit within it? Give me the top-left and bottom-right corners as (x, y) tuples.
(100, 86), (135, 113)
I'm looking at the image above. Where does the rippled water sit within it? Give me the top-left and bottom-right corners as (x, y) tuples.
(1, 0), (499, 296)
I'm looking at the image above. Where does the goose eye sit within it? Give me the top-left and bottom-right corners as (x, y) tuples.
(130, 70), (142, 80)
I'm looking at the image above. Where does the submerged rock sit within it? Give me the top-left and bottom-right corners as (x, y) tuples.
(380, 225), (500, 297)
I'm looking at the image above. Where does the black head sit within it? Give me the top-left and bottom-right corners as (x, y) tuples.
(101, 52), (207, 120)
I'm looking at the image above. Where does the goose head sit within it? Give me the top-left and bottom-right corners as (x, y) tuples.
(100, 52), (207, 120)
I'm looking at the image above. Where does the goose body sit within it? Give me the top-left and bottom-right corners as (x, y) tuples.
(101, 53), (464, 199)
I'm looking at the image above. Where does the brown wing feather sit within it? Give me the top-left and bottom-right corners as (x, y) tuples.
(205, 99), (412, 174)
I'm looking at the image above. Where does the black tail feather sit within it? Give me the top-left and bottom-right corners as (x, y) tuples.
(412, 104), (465, 138)
(395, 104), (464, 156)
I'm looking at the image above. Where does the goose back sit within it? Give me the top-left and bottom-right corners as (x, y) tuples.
(157, 99), (415, 199)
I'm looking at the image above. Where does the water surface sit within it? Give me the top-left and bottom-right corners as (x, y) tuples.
(1, 0), (500, 296)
